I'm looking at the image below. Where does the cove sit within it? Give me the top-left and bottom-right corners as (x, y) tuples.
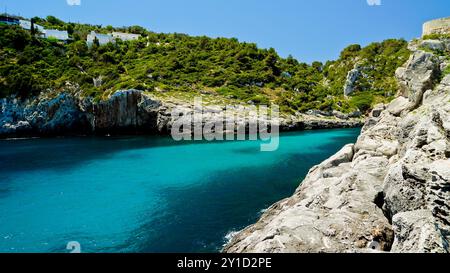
(0, 128), (360, 253)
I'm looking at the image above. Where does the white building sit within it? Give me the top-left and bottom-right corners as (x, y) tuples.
(19, 20), (31, 30)
(18, 20), (45, 33)
(87, 31), (114, 46)
(35, 24), (45, 34)
(111, 32), (141, 42)
(44, 29), (69, 41)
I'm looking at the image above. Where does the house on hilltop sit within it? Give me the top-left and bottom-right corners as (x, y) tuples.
(1, 15), (48, 37)
(18, 19), (44, 33)
(19, 19), (31, 30)
(87, 31), (115, 46)
(0, 14), (19, 26)
(34, 24), (45, 34)
(86, 31), (141, 46)
(1, 14), (68, 41)
(111, 32), (141, 42)
(44, 29), (69, 41)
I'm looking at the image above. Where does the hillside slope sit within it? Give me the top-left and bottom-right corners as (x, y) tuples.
(1, 16), (409, 116)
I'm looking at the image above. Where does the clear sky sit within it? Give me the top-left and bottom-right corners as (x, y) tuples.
(1, 0), (450, 63)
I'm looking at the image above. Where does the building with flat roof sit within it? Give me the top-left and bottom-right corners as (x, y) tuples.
(19, 19), (31, 30)
(87, 31), (115, 46)
(111, 32), (141, 42)
(35, 24), (45, 34)
(0, 15), (20, 26)
(9, 19), (44, 33)
(87, 31), (141, 46)
(44, 29), (69, 41)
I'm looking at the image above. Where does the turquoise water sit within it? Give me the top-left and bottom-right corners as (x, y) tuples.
(0, 128), (360, 253)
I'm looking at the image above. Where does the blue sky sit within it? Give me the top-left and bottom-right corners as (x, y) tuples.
(1, 0), (449, 63)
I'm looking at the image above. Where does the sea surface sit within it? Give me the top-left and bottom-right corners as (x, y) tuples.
(0, 128), (360, 253)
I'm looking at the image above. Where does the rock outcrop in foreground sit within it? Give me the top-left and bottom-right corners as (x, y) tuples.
(224, 40), (450, 253)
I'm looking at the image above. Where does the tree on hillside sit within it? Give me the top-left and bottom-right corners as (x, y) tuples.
(46, 15), (65, 27)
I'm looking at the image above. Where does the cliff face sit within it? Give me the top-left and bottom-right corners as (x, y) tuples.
(0, 90), (162, 137)
(224, 40), (450, 253)
(0, 91), (363, 138)
(90, 90), (161, 134)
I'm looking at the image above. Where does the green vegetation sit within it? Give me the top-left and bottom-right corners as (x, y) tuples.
(0, 16), (411, 114)
(442, 64), (450, 77)
(419, 41), (450, 58)
(422, 33), (450, 40)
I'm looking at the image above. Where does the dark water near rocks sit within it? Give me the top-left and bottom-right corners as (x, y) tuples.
(0, 128), (360, 253)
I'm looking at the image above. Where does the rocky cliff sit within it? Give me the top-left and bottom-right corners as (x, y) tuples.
(0, 90), (363, 138)
(223, 39), (450, 253)
(0, 90), (162, 137)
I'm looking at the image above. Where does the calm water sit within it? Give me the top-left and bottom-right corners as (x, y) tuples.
(0, 128), (360, 253)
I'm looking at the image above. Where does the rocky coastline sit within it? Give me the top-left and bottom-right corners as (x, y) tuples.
(223, 39), (450, 253)
(0, 89), (363, 139)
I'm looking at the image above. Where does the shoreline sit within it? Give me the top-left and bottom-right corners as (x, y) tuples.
(0, 125), (363, 141)
(1, 90), (364, 140)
